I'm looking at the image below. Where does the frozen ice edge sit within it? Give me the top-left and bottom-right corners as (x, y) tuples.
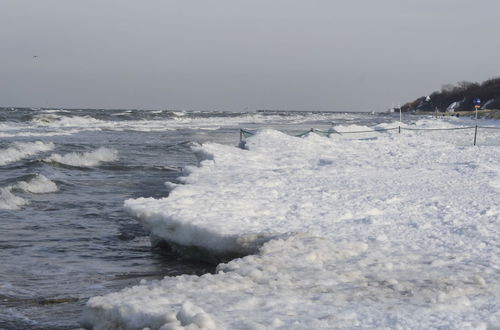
(122, 142), (287, 263)
(82, 120), (500, 329)
(123, 200), (277, 264)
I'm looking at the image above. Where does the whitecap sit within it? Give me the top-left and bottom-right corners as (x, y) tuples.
(15, 174), (58, 194)
(0, 187), (28, 210)
(46, 147), (118, 167)
(32, 114), (104, 127)
(31, 113), (62, 124)
(56, 116), (104, 127)
(0, 175), (58, 210)
(0, 129), (81, 138)
(0, 141), (55, 166)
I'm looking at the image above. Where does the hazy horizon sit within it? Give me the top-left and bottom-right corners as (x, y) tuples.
(2, 0), (499, 111)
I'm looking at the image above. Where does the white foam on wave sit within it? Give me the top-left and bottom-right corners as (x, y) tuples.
(0, 141), (55, 166)
(15, 174), (59, 194)
(32, 114), (104, 127)
(0, 122), (82, 138)
(0, 122), (21, 132)
(0, 175), (58, 210)
(46, 147), (118, 167)
(0, 129), (81, 138)
(0, 187), (28, 210)
(25, 111), (359, 133)
(40, 109), (70, 113)
(84, 119), (500, 329)
(31, 114), (62, 124)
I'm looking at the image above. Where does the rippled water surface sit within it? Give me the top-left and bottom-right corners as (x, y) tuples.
(0, 108), (394, 329)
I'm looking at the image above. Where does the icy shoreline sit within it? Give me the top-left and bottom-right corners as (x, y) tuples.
(82, 119), (500, 329)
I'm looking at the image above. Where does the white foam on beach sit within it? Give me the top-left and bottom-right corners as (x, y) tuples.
(0, 141), (55, 166)
(82, 119), (500, 329)
(46, 147), (119, 167)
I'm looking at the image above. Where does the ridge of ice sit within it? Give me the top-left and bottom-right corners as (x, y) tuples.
(83, 119), (500, 329)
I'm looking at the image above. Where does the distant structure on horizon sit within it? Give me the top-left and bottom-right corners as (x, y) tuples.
(401, 77), (500, 112)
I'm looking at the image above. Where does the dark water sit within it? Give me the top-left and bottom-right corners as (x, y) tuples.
(0, 108), (394, 329)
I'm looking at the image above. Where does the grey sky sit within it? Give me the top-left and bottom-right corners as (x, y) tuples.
(1, 0), (499, 111)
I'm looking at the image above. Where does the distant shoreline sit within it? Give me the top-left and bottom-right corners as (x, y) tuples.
(412, 109), (500, 119)
(0, 106), (379, 114)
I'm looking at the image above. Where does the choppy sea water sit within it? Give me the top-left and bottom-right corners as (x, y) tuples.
(0, 108), (395, 329)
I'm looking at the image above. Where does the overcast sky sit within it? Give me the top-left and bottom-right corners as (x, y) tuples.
(1, 0), (499, 111)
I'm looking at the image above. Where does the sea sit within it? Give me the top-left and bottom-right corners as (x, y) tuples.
(0, 108), (397, 329)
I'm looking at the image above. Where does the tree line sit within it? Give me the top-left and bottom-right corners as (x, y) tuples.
(402, 77), (500, 112)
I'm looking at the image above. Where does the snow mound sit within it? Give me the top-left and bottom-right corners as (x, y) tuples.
(0, 141), (55, 166)
(84, 120), (500, 329)
(82, 234), (498, 329)
(46, 147), (118, 167)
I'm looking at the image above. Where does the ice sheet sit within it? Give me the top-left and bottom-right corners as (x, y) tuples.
(82, 119), (500, 329)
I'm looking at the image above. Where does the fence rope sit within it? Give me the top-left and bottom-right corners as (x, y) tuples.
(402, 126), (475, 131)
(165, 141), (194, 149)
(478, 126), (500, 129)
(336, 127), (399, 134)
(239, 124), (500, 146)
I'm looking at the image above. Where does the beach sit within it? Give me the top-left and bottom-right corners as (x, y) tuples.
(81, 116), (500, 329)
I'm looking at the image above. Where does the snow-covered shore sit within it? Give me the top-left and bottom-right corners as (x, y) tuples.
(82, 119), (500, 329)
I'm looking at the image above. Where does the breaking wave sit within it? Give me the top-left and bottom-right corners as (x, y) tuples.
(46, 147), (119, 167)
(0, 187), (28, 210)
(0, 141), (55, 166)
(15, 174), (59, 194)
(32, 114), (104, 127)
(0, 174), (58, 210)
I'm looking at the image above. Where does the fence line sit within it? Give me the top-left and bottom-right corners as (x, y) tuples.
(479, 126), (500, 129)
(402, 126), (475, 131)
(240, 125), (500, 146)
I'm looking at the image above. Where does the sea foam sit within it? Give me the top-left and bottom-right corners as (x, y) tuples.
(0, 187), (28, 210)
(46, 147), (119, 167)
(0, 141), (55, 166)
(15, 174), (59, 194)
(0, 175), (58, 210)
(32, 114), (104, 127)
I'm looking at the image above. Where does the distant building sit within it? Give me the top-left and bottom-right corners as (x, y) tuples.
(481, 98), (500, 110)
(446, 101), (461, 112)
